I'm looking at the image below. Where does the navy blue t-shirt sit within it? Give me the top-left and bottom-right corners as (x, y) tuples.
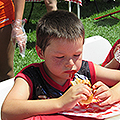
(15, 60), (96, 100)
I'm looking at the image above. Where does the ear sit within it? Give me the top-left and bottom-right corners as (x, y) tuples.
(35, 45), (44, 59)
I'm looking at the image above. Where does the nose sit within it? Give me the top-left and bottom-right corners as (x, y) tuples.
(65, 58), (75, 68)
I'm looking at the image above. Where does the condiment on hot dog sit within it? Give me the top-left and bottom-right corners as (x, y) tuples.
(71, 77), (93, 105)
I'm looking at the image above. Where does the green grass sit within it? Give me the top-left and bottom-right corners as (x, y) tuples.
(14, 0), (120, 75)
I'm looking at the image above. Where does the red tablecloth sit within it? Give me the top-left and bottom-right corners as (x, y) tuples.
(24, 100), (120, 120)
(25, 114), (99, 120)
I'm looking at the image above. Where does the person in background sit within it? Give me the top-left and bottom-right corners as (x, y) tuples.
(0, 0), (26, 82)
(44, 0), (57, 12)
(101, 39), (120, 69)
(2, 10), (120, 120)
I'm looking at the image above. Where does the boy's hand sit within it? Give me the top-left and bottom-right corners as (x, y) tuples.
(92, 81), (117, 106)
(58, 84), (92, 111)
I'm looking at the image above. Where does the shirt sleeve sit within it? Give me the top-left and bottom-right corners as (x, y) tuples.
(88, 61), (96, 85)
(15, 72), (33, 100)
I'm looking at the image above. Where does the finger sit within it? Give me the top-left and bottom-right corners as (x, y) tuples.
(22, 41), (26, 50)
(82, 84), (92, 92)
(93, 81), (109, 92)
(18, 42), (23, 53)
(92, 81), (104, 90)
(18, 38), (27, 53)
(79, 94), (88, 101)
(71, 84), (91, 99)
(18, 40), (26, 52)
(75, 93), (88, 103)
(95, 91), (111, 101)
(94, 85), (109, 96)
(76, 84), (92, 96)
(99, 97), (113, 106)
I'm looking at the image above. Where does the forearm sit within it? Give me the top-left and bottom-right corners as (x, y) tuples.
(104, 58), (119, 69)
(95, 64), (120, 86)
(14, 0), (25, 20)
(2, 98), (62, 120)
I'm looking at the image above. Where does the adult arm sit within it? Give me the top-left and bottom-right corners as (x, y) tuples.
(104, 44), (120, 69)
(104, 58), (119, 69)
(14, 0), (25, 20)
(11, 0), (27, 54)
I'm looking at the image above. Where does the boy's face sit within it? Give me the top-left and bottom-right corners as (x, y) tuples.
(41, 37), (83, 85)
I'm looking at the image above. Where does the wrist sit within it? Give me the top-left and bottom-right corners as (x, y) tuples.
(56, 98), (63, 112)
(12, 19), (22, 27)
(56, 97), (65, 112)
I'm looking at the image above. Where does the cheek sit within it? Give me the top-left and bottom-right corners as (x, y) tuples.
(46, 57), (63, 70)
(77, 60), (82, 68)
(75, 56), (82, 70)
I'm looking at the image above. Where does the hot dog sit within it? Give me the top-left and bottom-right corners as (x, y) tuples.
(71, 77), (93, 105)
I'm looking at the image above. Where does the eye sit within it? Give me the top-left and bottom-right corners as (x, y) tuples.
(74, 54), (81, 57)
(56, 56), (64, 59)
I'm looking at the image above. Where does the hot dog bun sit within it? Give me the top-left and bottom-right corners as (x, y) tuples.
(71, 77), (93, 105)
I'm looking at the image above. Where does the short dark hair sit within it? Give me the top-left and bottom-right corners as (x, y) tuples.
(36, 10), (85, 53)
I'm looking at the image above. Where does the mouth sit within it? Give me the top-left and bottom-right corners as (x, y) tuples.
(64, 70), (77, 79)
(64, 70), (76, 73)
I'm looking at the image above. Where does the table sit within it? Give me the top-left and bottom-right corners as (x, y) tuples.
(25, 114), (120, 120)
(94, 10), (120, 20)
(24, 101), (120, 120)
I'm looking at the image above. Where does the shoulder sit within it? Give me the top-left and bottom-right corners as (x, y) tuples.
(15, 62), (45, 99)
(18, 62), (44, 73)
(15, 62), (44, 84)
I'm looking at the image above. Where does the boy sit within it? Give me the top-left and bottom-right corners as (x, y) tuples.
(2, 10), (120, 120)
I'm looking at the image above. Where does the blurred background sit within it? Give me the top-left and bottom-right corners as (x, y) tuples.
(14, 0), (120, 75)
